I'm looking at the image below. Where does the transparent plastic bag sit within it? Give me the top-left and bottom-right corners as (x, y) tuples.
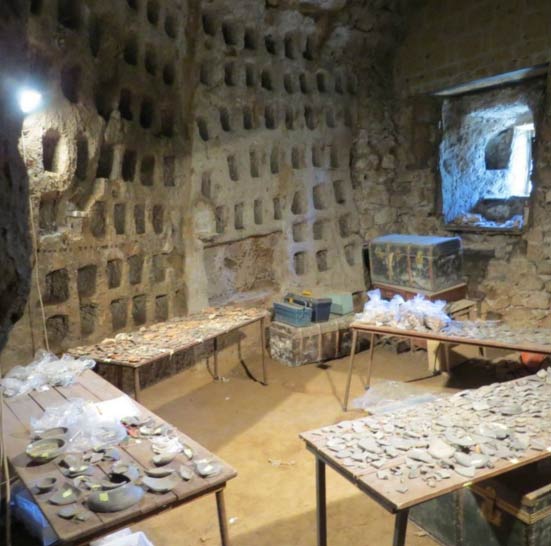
(30, 398), (127, 452)
(1, 351), (95, 397)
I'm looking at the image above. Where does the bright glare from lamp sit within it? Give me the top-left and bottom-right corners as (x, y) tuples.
(17, 88), (43, 114)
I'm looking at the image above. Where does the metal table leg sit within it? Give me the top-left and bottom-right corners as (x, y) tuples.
(343, 328), (358, 411)
(392, 509), (409, 546)
(215, 490), (230, 546)
(260, 317), (268, 385)
(316, 457), (327, 546)
(133, 368), (141, 402)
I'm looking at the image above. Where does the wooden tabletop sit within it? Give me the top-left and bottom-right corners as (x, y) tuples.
(350, 322), (551, 355)
(3, 370), (237, 544)
(68, 305), (269, 369)
(300, 372), (551, 513)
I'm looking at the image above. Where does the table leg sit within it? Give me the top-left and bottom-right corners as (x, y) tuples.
(316, 457), (327, 546)
(392, 509), (409, 546)
(260, 317), (268, 385)
(366, 332), (376, 389)
(214, 336), (219, 380)
(133, 368), (141, 402)
(343, 328), (358, 411)
(117, 365), (124, 391)
(216, 490), (231, 546)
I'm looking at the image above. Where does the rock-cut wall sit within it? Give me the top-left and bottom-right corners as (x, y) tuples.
(2, 0), (399, 368)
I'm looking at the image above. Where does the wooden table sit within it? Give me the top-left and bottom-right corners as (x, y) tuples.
(69, 306), (269, 402)
(301, 375), (551, 546)
(2, 370), (237, 545)
(343, 322), (551, 411)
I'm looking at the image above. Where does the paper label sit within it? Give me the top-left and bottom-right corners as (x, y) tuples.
(62, 489), (72, 498)
(99, 492), (109, 502)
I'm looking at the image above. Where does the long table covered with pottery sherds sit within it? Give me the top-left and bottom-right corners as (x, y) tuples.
(343, 319), (551, 410)
(68, 305), (269, 401)
(3, 369), (237, 545)
(301, 368), (551, 546)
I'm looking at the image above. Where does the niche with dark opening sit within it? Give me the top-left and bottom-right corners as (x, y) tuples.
(165, 13), (177, 38)
(254, 199), (263, 224)
(140, 155), (155, 186)
(119, 88), (133, 120)
(124, 35), (139, 65)
(114, 204), (126, 234)
(42, 129), (61, 172)
(222, 21), (239, 46)
(144, 45), (157, 75)
(44, 269), (69, 305)
(61, 65), (81, 103)
(75, 136), (88, 180)
(146, 0), (160, 25)
(77, 265), (97, 298)
(88, 15), (101, 57)
(122, 150), (137, 181)
(234, 202), (244, 229)
(244, 28), (257, 50)
(140, 98), (154, 128)
(293, 252), (306, 275)
(58, 0), (81, 29)
(163, 156), (175, 186)
(440, 79), (543, 231)
(96, 144), (113, 178)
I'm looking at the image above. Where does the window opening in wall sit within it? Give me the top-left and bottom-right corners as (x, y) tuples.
(440, 79), (543, 232)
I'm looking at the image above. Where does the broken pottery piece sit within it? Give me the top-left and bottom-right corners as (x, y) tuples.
(179, 465), (193, 481)
(88, 483), (144, 513)
(152, 453), (175, 466)
(428, 439), (455, 460)
(395, 483), (409, 494)
(142, 475), (178, 493)
(49, 483), (82, 505)
(35, 476), (57, 493)
(111, 462), (140, 482)
(26, 438), (66, 463)
(37, 427), (69, 441)
(454, 452), (488, 468)
(195, 459), (222, 478)
(145, 467), (175, 478)
(57, 505), (78, 519)
(454, 465), (475, 478)
(406, 449), (433, 464)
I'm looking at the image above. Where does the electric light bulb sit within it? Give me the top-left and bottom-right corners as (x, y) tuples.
(18, 88), (43, 114)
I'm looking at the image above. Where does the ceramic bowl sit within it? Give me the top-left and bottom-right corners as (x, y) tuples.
(88, 483), (144, 513)
(26, 438), (66, 463)
(35, 476), (57, 493)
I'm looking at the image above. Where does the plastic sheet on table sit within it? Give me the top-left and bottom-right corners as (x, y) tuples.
(351, 380), (440, 414)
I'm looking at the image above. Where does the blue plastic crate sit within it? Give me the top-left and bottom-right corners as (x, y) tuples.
(273, 301), (312, 326)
